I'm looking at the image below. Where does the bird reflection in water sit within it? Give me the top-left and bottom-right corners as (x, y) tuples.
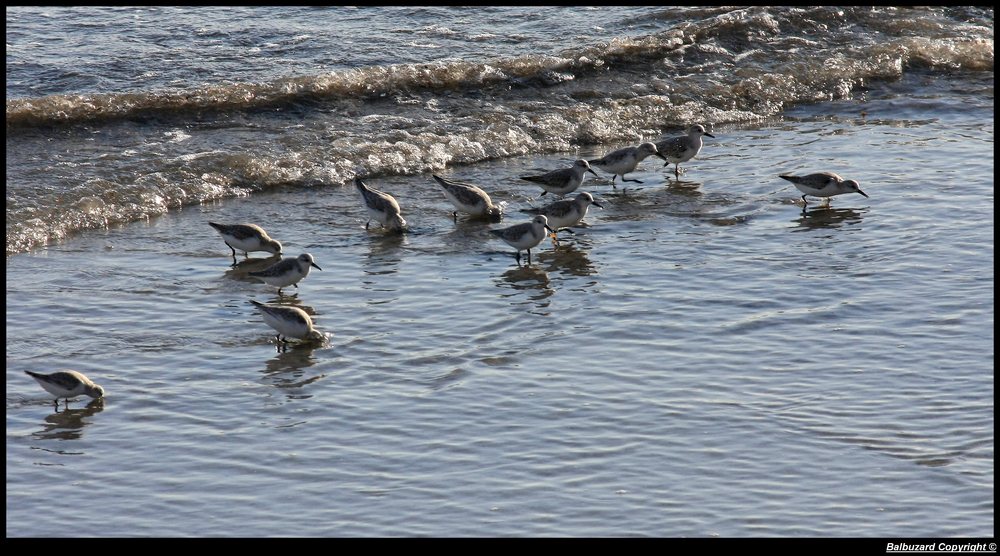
(31, 398), (105, 441)
(499, 265), (551, 291)
(497, 265), (553, 311)
(363, 230), (407, 277)
(261, 343), (325, 395)
(794, 206), (866, 231)
(535, 242), (596, 277)
(665, 177), (706, 193)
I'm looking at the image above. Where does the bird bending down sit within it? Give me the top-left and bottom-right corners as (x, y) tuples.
(355, 177), (407, 232)
(24, 370), (105, 408)
(432, 174), (502, 221)
(249, 300), (325, 344)
(208, 222), (282, 262)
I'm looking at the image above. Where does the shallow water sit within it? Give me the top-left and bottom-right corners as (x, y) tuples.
(6, 69), (994, 536)
(6, 6), (994, 255)
(6, 5), (994, 538)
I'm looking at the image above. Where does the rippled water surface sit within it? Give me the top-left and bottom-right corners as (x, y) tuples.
(8, 76), (994, 537)
(6, 6), (993, 538)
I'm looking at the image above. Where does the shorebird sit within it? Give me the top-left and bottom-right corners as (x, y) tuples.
(249, 300), (324, 344)
(24, 370), (105, 408)
(520, 159), (599, 197)
(656, 124), (715, 179)
(356, 177), (407, 232)
(208, 222), (282, 262)
(778, 172), (868, 207)
(588, 142), (663, 186)
(521, 191), (603, 237)
(432, 174), (502, 221)
(489, 214), (556, 265)
(248, 253), (322, 295)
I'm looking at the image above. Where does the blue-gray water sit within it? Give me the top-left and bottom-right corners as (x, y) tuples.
(6, 6), (994, 537)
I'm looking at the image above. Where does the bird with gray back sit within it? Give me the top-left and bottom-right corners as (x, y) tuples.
(521, 191), (603, 234)
(248, 253), (322, 295)
(25, 370), (105, 408)
(520, 159), (599, 197)
(588, 142), (663, 187)
(779, 172), (868, 207)
(433, 174), (503, 221)
(249, 300), (325, 344)
(489, 214), (557, 265)
(208, 222), (282, 262)
(355, 177), (407, 232)
(656, 124), (715, 179)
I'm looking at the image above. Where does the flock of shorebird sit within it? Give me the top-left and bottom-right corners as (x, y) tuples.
(22, 124), (869, 407)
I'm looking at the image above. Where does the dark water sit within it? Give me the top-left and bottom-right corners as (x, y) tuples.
(6, 6), (994, 537)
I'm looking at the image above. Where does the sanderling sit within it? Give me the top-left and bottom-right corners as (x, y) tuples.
(248, 253), (322, 295)
(24, 370), (105, 407)
(656, 124), (715, 179)
(208, 222), (283, 261)
(522, 191), (603, 234)
(432, 174), (503, 221)
(779, 172), (868, 207)
(355, 177), (407, 232)
(249, 300), (324, 344)
(489, 214), (556, 264)
(520, 159), (599, 197)
(588, 142), (663, 186)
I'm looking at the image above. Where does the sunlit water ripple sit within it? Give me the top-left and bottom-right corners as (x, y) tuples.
(6, 6), (993, 538)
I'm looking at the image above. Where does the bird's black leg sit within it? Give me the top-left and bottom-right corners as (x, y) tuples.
(526, 249), (532, 265)
(365, 220), (371, 230)
(453, 211), (458, 222)
(675, 165), (680, 178)
(514, 251), (521, 264)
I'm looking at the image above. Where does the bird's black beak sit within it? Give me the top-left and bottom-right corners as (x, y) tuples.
(704, 132), (716, 138)
(858, 189), (869, 198)
(592, 200), (604, 209)
(312, 263), (323, 270)
(587, 168), (600, 177)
